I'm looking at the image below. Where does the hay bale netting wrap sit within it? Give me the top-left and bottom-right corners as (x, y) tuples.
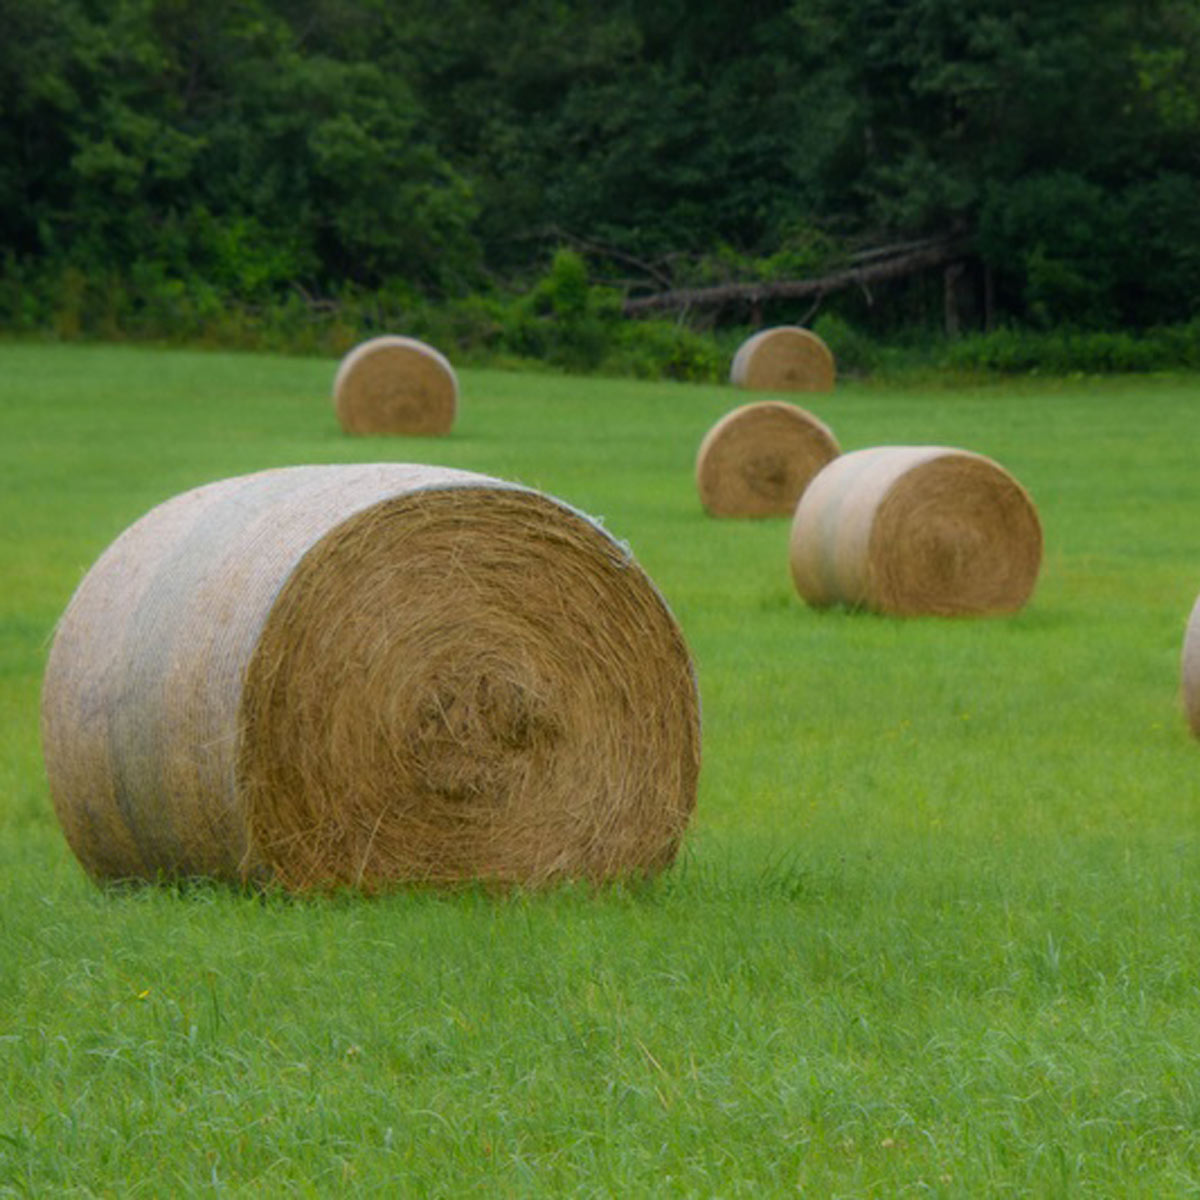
(695, 401), (841, 517)
(789, 446), (1043, 616)
(41, 465), (701, 891)
(729, 326), (836, 393)
(1184, 594), (1200, 737)
(332, 335), (458, 435)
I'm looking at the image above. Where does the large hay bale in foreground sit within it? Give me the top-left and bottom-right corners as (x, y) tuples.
(1184, 594), (1200, 737)
(730, 326), (836, 393)
(333, 336), (457, 435)
(41, 465), (701, 891)
(695, 401), (840, 517)
(789, 446), (1042, 616)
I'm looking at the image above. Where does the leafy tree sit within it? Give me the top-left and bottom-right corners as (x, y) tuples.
(0, 0), (479, 295)
(2, 0), (1200, 333)
(785, 0), (1200, 325)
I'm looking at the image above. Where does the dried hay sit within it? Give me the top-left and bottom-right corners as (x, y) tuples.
(1184, 594), (1200, 737)
(333, 336), (457, 435)
(729, 326), (836, 393)
(41, 465), (701, 892)
(789, 446), (1042, 616)
(695, 401), (840, 517)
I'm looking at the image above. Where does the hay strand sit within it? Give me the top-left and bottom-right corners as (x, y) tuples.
(729, 326), (836, 393)
(333, 336), (457, 435)
(41, 465), (701, 891)
(789, 446), (1042, 616)
(695, 401), (840, 517)
(1183, 594), (1200, 737)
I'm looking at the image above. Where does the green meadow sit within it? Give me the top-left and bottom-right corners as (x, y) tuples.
(3, 342), (1200, 1196)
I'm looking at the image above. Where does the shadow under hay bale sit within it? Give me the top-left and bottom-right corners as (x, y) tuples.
(41, 465), (701, 892)
(1184, 595), (1200, 737)
(333, 336), (457, 435)
(789, 446), (1042, 617)
(730, 326), (836, 393)
(695, 401), (840, 517)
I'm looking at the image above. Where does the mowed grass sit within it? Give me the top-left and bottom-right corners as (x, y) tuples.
(3, 342), (1200, 1195)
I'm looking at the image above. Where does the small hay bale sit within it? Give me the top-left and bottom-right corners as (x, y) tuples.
(333, 335), (457, 435)
(789, 446), (1042, 616)
(41, 465), (701, 892)
(695, 401), (840, 517)
(730, 326), (836, 393)
(1184, 594), (1200, 737)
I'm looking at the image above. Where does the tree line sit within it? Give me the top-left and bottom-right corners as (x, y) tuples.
(2, 0), (1199, 341)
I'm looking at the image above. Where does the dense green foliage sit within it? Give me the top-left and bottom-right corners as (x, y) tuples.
(2, 1), (1199, 349)
(5, 346), (1200, 1191)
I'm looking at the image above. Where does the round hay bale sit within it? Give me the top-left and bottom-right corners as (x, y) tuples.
(332, 336), (457, 435)
(695, 401), (840, 517)
(41, 465), (701, 892)
(789, 446), (1042, 616)
(1183, 594), (1200, 737)
(729, 326), (836, 393)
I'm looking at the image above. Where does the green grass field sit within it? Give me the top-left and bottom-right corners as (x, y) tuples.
(3, 343), (1200, 1196)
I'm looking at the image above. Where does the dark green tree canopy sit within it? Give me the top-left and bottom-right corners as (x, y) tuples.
(1, 0), (1197, 329)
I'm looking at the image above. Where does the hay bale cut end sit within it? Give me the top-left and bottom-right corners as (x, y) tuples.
(333, 335), (457, 435)
(1183, 594), (1200, 737)
(730, 326), (836, 393)
(695, 401), (840, 517)
(41, 465), (701, 892)
(789, 446), (1042, 616)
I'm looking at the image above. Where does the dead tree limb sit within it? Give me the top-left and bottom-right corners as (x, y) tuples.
(621, 235), (970, 317)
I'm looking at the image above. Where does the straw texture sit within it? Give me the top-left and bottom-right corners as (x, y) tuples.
(333, 336), (457, 435)
(1184, 594), (1200, 737)
(695, 401), (840, 517)
(730, 326), (836, 393)
(789, 446), (1042, 616)
(41, 465), (701, 891)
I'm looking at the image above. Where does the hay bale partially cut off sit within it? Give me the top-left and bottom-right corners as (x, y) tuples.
(333, 336), (457, 435)
(695, 401), (840, 517)
(789, 446), (1042, 616)
(41, 465), (700, 892)
(1183, 595), (1200, 737)
(730, 326), (836, 393)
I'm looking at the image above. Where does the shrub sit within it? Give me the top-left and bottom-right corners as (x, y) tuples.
(7, 251), (1200, 381)
(940, 325), (1200, 375)
(612, 319), (725, 382)
(810, 312), (880, 375)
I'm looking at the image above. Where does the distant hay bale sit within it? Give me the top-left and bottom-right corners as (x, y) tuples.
(1184, 594), (1200, 737)
(41, 465), (700, 892)
(789, 446), (1042, 616)
(333, 336), (457, 435)
(695, 401), (840, 517)
(730, 326), (836, 393)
